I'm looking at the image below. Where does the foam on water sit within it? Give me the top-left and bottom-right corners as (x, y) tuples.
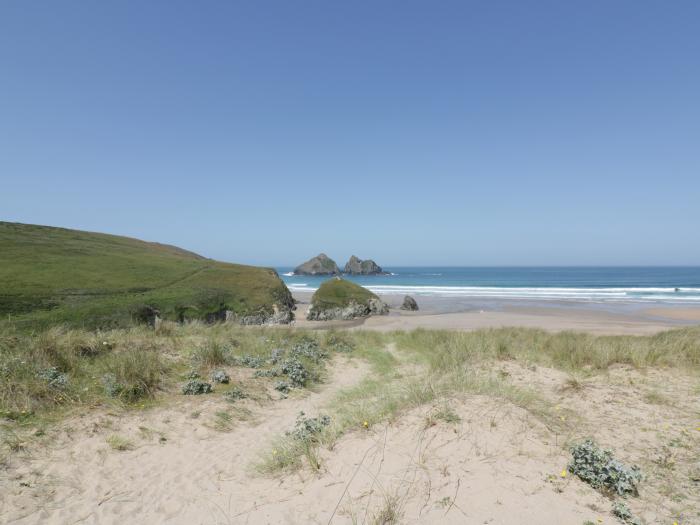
(280, 267), (700, 305)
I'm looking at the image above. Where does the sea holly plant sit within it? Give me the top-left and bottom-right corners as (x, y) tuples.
(568, 439), (642, 496)
(182, 379), (213, 395)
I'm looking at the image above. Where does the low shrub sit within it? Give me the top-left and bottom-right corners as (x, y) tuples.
(223, 387), (247, 401)
(280, 358), (309, 387)
(36, 367), (68, 389)
(182, 379), (213, 395)
(568, 439), (642, 496)
(234, 355), (265, 369)
(287, 411), (331, 442)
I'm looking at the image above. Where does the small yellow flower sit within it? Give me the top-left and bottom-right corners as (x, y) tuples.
(363, 421), (369, 428)
(272, 449), (277, 455)
(560, 470), (567, 478)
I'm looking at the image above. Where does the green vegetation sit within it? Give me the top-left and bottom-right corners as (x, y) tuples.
(310, 278), (378, 310)
(0, 322), (341, 424)
(106, 434), (133, 451)
(0, 222), (293, 329)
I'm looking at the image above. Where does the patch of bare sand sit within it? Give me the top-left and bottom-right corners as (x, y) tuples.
(645, 307), (700, 322)
(498, 361), (700, 524)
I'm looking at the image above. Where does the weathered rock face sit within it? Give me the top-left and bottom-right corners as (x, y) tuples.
(293, 253), (341, 275)
(400, 295), (419, 311)
(343, 255), (387, 275)
(307, 298), (389, 321)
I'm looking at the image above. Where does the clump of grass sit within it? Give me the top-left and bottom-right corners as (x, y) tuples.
(106, 434), (133, 451)
(192, 343), (231, 367)
(211, 410), (233, 431)
(103, 348), (168, 402)
(425, 403), (461, 428)
(643, 389), (670, 405)
(258, 412), (331, 473)
(370, 493), (403, 525)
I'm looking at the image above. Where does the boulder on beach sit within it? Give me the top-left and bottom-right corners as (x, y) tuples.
(307, 278), (389, 321)
(400, 295), (419, 311)
(343, 255), (387, 275)
(293, 253), (341, 276)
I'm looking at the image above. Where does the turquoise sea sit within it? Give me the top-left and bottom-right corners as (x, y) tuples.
(278, 267), (700, 305)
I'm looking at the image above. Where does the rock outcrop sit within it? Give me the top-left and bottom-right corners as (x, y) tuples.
(306, 278), (389, 321)
(293, 253), (341, 276)
(343, 255), (387, 275)
(400, 295), (419, 311)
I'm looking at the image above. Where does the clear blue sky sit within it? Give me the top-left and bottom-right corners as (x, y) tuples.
(2, 1), (699, 266)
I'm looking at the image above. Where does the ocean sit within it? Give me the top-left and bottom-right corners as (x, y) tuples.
(278, 267), (700, 305)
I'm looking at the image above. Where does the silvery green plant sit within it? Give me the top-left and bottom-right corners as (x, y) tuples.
(211, 370), (230, 384)
(569, 439), (642, 496)
(37, 367), (68, 389)
(290, 339), (327, 362)
(182, 379), (213, 395)
(280, 358), (309, 387)
(612, 502), (641, 525)
(287, 411), (331, 442)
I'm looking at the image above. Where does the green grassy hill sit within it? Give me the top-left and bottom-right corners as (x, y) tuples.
(0, 222), (293, 329)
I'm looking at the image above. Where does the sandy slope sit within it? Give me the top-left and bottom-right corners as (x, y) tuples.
(2, 349), (698, 524)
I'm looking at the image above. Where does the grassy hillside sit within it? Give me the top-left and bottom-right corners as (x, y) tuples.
(310, 278), (378, 310)
(0, 222), (293, 329)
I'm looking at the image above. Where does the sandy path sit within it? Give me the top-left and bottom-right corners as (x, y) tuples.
(1, 357), (370, 524)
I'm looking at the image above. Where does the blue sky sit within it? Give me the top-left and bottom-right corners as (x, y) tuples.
(2, 1), (699, 266)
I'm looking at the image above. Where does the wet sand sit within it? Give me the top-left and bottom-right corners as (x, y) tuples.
(291, 292), (700, 335)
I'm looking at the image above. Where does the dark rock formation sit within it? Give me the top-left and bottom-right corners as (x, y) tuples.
(307, 298), (389, 321)
(293, 253), (341, 275)
(343, 255), (387, 275)
(400, 295), (419, 311)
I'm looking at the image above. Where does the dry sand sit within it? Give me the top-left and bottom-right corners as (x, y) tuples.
(2, 350), (698, 524)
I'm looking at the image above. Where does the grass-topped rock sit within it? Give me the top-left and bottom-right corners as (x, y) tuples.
(307, 278), (389, 321)
(0, 222), (294, 329)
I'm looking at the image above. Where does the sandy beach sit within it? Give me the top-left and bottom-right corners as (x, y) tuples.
(291, 291), (700, 336)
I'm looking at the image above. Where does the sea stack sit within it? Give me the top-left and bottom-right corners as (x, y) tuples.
(400, 295), (419, 311)
(293, 253), (341, 276)
(343, 255), (387, 275)
(307, 278), (389, 320)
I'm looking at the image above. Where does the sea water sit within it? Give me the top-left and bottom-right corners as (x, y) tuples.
(278, 267), (700, 305)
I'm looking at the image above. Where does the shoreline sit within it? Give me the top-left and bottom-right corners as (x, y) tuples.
(291, 291), (700, 335)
